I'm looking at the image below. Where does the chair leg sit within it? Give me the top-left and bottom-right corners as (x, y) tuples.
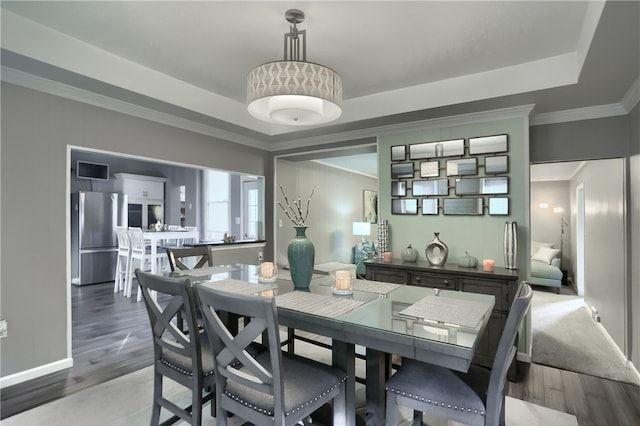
(191, 386), (203, 426)
(332, 380), (347, 426)
(385, 391), (398, 425)
(114, 256), (121, 293)
(411, 410), (423, 426)
(287, 327), (295, 354)
(125, 256), (135, 298)
(151, 369), (163, 426)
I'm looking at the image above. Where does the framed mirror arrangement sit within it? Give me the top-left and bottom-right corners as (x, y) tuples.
(390, 134), (510, 216)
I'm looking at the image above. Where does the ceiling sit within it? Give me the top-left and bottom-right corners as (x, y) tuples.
(1, 1), (638, 153)
(530, 161), (585, 182)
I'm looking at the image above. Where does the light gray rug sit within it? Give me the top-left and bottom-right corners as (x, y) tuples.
(531, 290), (638, 384)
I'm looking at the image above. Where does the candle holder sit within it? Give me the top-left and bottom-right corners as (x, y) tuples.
(332, 270), (354, 295)
(257, 262), (279, 283)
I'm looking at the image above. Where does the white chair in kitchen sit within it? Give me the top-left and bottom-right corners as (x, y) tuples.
(126, 227), (153, 301)
(113, 226), (131, 294)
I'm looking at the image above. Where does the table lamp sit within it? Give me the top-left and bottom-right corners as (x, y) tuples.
(352, 222), (371, 245)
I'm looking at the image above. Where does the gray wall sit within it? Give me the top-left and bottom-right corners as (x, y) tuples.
(569, 159), (626, 349)
(275, 159), (378, 267)
(530, 115), (630, 163)
(530, 180), (572, 272)
(0, 82), (271, 378)
(629, 103), (639, 369)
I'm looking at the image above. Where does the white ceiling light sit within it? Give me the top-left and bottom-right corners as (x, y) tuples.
(247, 9), (342, 126)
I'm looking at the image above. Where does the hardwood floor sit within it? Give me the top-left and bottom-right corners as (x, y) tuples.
(2, 282), (640, 424)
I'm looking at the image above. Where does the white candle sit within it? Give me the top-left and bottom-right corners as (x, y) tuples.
(261, 262), (274, 279)
(334, 270), (352, 291)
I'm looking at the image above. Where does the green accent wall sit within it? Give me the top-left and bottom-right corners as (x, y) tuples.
(378, 117), (529, 272)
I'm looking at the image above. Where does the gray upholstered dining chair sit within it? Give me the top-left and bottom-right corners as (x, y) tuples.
(165, 246), (214, 271)
(384, 282), (532, 426)
(135, 270), (215, 426)
(194, 285), (348, 426)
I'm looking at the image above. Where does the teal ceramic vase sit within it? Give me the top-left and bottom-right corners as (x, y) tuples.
(288, 226), (315, 289)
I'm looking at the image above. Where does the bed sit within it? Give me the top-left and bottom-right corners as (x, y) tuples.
(529, 241), (563, 293)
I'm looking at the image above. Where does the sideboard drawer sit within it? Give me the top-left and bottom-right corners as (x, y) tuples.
(460, 278), (508, 311)
(368, 269), (406, 284)
(408, 272), (457, 289)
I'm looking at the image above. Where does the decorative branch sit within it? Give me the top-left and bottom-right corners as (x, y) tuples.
(278, 185), (315, 226)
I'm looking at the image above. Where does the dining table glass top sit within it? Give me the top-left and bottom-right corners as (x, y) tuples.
(172, 263), (495, 351)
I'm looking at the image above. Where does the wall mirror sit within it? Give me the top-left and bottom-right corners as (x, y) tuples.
(446, 158), (477, 176)
(455, 177), (508, 195)
(422, 199), (439, 215)
(420, 161), (440, 178)
(469, 134), (508, 154)
(391, 181), (407, 197)
(485, 155), (509, 174)
(392, 198), (418, 215)
(488, 197), (509, 215)
(409, 139), (465, 159)
(391, 163), (414, 179)
(412, 179), (449, 196)
(443, 198), (483, 215)
(391, 145), (407, 161)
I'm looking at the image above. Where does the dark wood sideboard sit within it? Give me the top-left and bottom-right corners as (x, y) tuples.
(365, 258), (520, 379)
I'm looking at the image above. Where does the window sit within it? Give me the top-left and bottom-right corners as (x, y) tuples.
(202, 170), (264, 242)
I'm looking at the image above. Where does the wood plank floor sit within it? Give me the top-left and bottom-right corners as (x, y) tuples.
(2, 282), (640, 424)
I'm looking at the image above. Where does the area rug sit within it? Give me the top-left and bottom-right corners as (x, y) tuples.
(531, 290), (638, 384)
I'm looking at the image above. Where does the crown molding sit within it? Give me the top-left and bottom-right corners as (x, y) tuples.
(531, 103), (627, 126)
(270, 105), (536, 152)
(1, 66), (269, 151)
(621, 75), (640, 113)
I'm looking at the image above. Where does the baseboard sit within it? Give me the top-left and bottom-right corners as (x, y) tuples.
(592, 317), (640, 385)
(0, 358), (73, 389)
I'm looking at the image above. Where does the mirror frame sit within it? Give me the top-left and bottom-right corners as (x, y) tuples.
(391, 163), (414, 179)
(443, 198), (484, 215)
(391, 145), (407, 162)
(409, 139), (465, 159)
(446, 158), (478, 176)
(392, 198), (418, 215)
(421, 199), (439, 215)
(454, 176), (509, 195)
(391, 181), (407, 197)
(484, 155), (509, 174)
(468, 134), (508, 154)
(488, 197), (510, 215)
(419, 161), (440, 178)
(412, 179), (449, 196)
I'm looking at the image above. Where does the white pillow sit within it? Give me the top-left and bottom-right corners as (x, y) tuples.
(531, 241), (554, 257)
(532, 247), (561, 264)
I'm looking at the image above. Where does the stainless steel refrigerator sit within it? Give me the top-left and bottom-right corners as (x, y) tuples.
(71, 192), (126, 285)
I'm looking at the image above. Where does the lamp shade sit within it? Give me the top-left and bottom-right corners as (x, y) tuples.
(247, 61), (342, 126)
(352, 222), (371, 237)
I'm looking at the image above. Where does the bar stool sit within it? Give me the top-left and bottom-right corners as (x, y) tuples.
(113, 226), (131, 294)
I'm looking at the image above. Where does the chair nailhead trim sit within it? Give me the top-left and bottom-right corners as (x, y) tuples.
(385, 386), (485, 417)
(160, 359), (214, 378)
(226, 376), (347, 417)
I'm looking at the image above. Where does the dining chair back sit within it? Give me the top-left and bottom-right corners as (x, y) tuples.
(135, 270), (215, 426)
(384, 282), (533, 426)
(166, 246), (213, 271)
(194, 285), (348, 426)
(114, 226), (131, 294)
(126, 227), (151, 301)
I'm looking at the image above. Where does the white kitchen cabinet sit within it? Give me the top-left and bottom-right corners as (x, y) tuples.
(113, 173), (166, 228)
(114, 173), (165, 201)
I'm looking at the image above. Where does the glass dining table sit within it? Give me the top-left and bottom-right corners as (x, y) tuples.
(174, 264), (495, 426)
